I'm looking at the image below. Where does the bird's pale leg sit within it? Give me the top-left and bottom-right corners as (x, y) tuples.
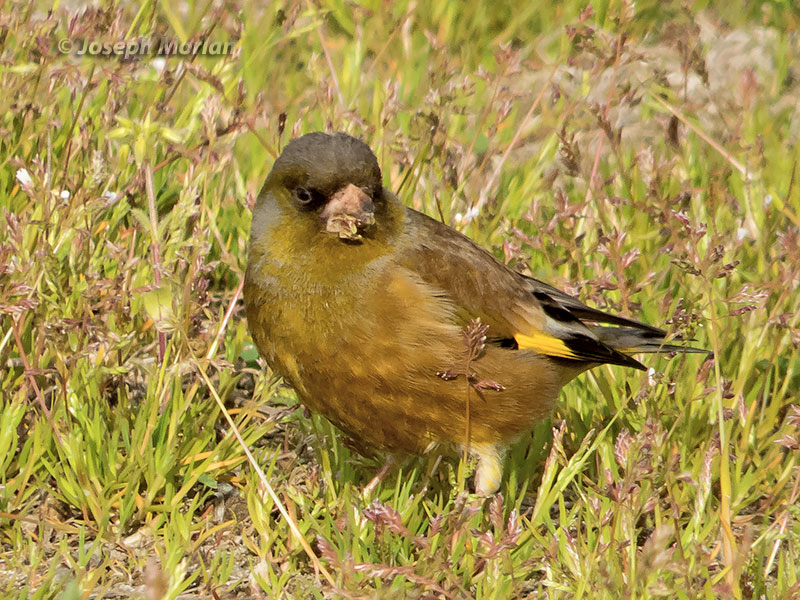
(362, 454), (395, 497)
(473, 443), (505, 496)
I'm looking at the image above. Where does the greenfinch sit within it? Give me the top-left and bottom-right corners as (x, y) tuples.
(244, 132), (703, 495)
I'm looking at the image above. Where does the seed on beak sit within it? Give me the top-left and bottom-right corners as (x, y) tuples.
(320, 183), (375, 240)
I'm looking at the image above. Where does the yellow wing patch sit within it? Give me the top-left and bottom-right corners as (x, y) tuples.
(515, 332), (579, 359)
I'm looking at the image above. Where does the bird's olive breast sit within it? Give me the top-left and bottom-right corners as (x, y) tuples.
(244, 202), (397, 369)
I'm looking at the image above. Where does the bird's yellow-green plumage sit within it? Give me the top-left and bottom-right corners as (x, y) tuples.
(244, 132), (705, 495)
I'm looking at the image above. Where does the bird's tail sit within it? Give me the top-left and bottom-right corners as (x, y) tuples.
(592, 326), (711, 359)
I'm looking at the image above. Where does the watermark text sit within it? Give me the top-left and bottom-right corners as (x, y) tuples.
(58, 37), (235, 59)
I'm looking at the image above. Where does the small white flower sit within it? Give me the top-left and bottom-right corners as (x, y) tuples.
(15, 168), (32, 187)
(465, 205), (480, 221)
(60, 190), (70, 200)
(456, 205), (481, 224)
(737, 227), (748, 241)
(151, 57), (166, 71)
(764, 194), (773, 207)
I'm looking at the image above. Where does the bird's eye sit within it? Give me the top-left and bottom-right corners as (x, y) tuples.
(295, 187), (312, 204)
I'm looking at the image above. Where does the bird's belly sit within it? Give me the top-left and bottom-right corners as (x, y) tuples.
(287, 339), (562, 456)
(246, 266), (562, 455)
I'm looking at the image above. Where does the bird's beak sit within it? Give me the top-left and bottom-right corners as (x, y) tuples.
(319, 183), (375, 240)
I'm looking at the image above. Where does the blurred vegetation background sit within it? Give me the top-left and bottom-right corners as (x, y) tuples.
(0, 0), (799, 598)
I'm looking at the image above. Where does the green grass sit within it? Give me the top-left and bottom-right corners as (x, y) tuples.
(1, 0), (799, 598)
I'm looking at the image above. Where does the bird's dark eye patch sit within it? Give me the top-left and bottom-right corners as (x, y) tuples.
(295, 187), (313, 204)
(292, 186), (326, 210)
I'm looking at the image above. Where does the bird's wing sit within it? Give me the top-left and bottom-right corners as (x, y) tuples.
(395, 207), (684, 371)
(521, 275), (664, 335)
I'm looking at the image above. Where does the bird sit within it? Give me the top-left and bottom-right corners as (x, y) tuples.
(244, 131), (706, 496)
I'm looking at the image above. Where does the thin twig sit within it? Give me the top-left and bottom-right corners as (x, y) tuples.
(60, 64), (96, 186)
(143, 162), (166, 363)
(12, 315), (62, 444)
(195, 363), (337, 588)
(205, 276), (244, 361)
(650, 94), (749, 178)
(308, 0), (345, 109)
(763, 466), (800, 578)
(472, 63), (558, 215)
